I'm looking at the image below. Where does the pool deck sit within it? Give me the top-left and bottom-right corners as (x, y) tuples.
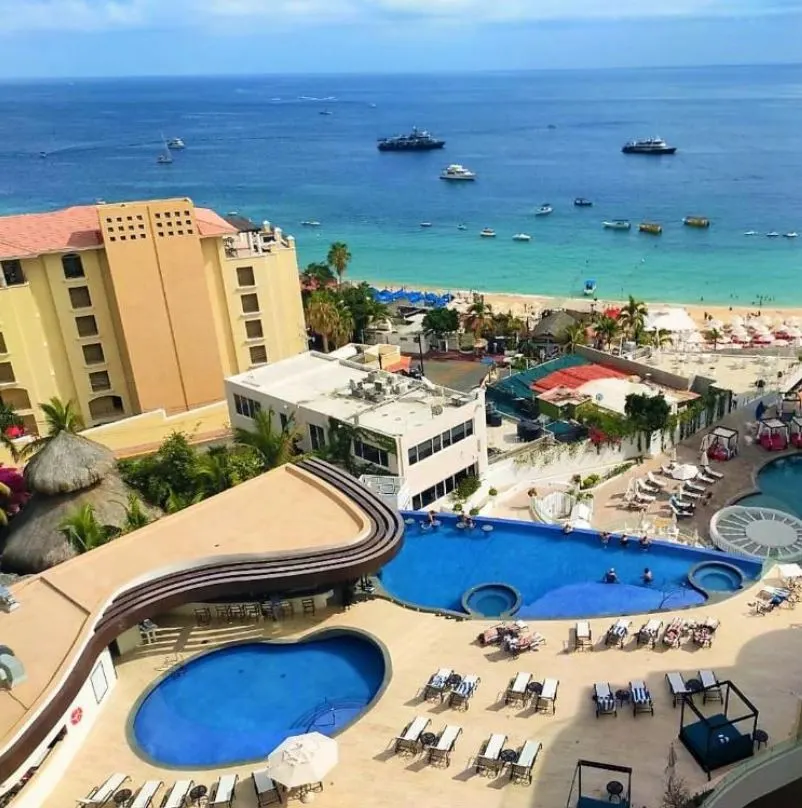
(52, 573), (802, 808)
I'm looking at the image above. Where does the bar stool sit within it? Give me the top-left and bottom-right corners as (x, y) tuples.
(194, 607), (212, 626)
(301, 598), (316, 616)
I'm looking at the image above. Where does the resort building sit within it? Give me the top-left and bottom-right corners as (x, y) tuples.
(0, 200), (306, 436)
(226, 344), (488, 509)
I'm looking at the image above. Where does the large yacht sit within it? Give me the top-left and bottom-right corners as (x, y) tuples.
(440, 164), (476, 181)
(377, 127), (445, 151)
(622, 137), (677, 155)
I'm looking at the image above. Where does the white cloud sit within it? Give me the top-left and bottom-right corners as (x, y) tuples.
(0, 0), (797, 33)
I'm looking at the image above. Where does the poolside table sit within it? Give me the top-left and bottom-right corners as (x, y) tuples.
(113, 789), (132, 806)
(188, 784), (207, 805)
(499, 749), (518, 764)
(420, 732), (437, 748)
(606, 780), (624, 803)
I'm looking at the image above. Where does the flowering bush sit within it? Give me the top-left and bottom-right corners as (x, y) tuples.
(0, 466), (30, 524)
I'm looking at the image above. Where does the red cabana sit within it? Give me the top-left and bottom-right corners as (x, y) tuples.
(757, 418), (790, 451)
(790, 416), (802, 449)
(704, 426), (739, 461)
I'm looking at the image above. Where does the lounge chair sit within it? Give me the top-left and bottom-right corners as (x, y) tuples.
(635, 490), (656, 504)
(639, 478), (660, 495)
(699, 669), (723, 704)
(129, 781), (163, 808)
(475, 732), (507, 777)
(504, 671), (532, 707)
(252, 769), (280, 807)
(477, 623), (508, 646)
(209, 774), (238, 807)
(423, 667), (452, 701)
(681, 486), (702, 501)
(666, 672), (690, 707)
(704, 466), (723, 480)
(637, 618), (663, 648)
(394, 715), (430, 755)
(692, 617), (720, 648)
(509, 740), (542, 785)
(685, 480), (706, 494)
(505, 631), (545, 657)
(536, 678), (559, 714)
(77, 774), (130, 805)
(449, 675), (480, 710)
(646, 471), (666, 490)
(670, 502), (693, 519)
(660, 463), (677, 476)
(698, 470), (718, 485)
(162, 781), (194, 808)
(605, 619), (631, 648)
(574, 621), (593, 651)
(629, 679), (654, 716)
(427, 724), (462, 768)
(594, 682), (617, 717)
(662, 618), (684, 648)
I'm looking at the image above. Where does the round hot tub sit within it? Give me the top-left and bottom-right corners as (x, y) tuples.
(461, 583), (522, 618)
(688, 561), (745, 597)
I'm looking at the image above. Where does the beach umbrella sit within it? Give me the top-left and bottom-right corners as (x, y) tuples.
(266, 733), (338, 789)
(671, 463), (698, 481)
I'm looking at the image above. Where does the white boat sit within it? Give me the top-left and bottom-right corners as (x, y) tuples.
(767, 232), (780, 238)
(420, 222), (433, 228)
(300, 220), (321, 227)
(480, 228), (496, 238)
(457, 224), (467, 230)
(784, 232), (798, 238)
(512, 233), (531, 242)
(535, 204), (553, 216)
(743, 230), (758, 236)
(603, 220), (631, 230)
(157, 152), (173, 165)
(440, 164), (476, 181)
(167, 137), (185, 150)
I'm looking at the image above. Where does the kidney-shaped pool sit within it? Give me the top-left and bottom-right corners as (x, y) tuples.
(130, 631), (386, 767)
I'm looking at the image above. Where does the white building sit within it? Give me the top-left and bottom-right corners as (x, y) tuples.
(225, 346), (488, 510)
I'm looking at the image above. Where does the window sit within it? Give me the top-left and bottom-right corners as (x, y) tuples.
(69, 286), (92, 309)
(233, 393), (261, 419)
(451, 422), (466, 443)
(249, 345), (268, 365)
(0, 362), (14, 384)
(1, 260), (25, 286)
(82, 343), (105, 365)
(236, 266), (255, 287)
(353, 439), (389, 469)
(89, 395), (124, 420)
(407, 419), (476, 466)
(310, 423), (325, 451)
(75, 315), (98, 338)
(62, 253), (85, 279)
(245, 320), (264, 340)
(411, 463), (479, 510)
(0, 333), (6, 354)
(241, 293), (260, 314)
(88, 371), (111, 392)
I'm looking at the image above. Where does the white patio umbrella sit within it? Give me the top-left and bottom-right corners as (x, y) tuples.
(671, 463), (698, 481)
(266, 733), (338, 789)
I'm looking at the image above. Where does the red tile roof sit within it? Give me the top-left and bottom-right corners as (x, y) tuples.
(0, 203), (237, 260)
(532, 362), (629, 393)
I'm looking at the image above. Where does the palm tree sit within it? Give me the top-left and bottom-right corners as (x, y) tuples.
(331, 301), (354, 348)
(463, 299), (494, 338)
(706, 327), (723, 351)
(618, 295), (648, 342)
(327, 242), (352, 286)
(164, 488), (205, 514)
(594, 315), (620, 350)
(20, 397), (85, 459)
(122, 494), (151, 532)
(646, 328), (672, 350)
(234, 408), (300, 472)
(305, 292), (342, 353)
(560, 323), (588, 353)
(195, 446), (234, 495)
(59, 503), (108, 553)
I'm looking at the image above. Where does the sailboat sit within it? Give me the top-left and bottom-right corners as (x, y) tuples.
(157, 133), (174, 164)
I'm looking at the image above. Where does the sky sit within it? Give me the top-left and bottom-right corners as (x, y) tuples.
(0, 0), (801, 77)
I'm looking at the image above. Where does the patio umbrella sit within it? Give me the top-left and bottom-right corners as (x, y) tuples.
(671, 463), (698, 481)
(266, 733), (338, 789)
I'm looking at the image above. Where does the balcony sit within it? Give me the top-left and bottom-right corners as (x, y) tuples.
(222, 225), (293, 260)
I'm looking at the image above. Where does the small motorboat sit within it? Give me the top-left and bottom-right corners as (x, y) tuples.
(420, 222), (433, 228)
(784, 232), (798, 238)
(603, 220), (631, 230)
(301, 220), (321, 227)
(167, 137), (185, 150)
(639, 222), (663, 235)
(767, 231), (780, 238)
(535, 204), (553, 216)
(480, 228), (496, 238)
(512, 233), (531, 242)
(440, 164), (476, 181)
(457, 224), (467, 230)
(583, 279), (597, 296)
(39, 151), (48, 159)
(574, 198), (593, 207)
(744, 230), (759, 236)
(683, 216), (710, 228)
(319, 110), (333, 116)
(157, 152), (173, 165)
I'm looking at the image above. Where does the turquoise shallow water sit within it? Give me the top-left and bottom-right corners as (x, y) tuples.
(2, 65), (802, 303)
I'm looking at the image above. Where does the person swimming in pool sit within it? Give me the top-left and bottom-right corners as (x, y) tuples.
(466, 516), (475, 529)
(639, 535), (651, 549)
(563, 522), (574, 534)
(427, 510), (437, 526)
(604, 568), (618, 584)
(620, 534), (630, 547)
(643, 568), (653, 584)
(600, 531), (611, 546)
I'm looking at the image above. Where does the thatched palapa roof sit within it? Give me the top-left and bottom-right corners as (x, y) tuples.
(23, 432), (115, 495)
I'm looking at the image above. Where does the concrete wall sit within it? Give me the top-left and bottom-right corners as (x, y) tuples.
(576, 345), (692, 390)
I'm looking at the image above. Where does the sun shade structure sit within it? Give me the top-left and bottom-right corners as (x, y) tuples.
(567, 759), (633, 808)
(678, 680), (758, 778)
(710, 506), (802, 561)
(701, 426), (739, 461)
(266, 732), (338, 789)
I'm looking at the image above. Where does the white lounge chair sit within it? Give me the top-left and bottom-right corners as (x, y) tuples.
(394, 715), (430, 754)
(574, 620), (592, 651)
(685, 480), (706, 494)
(449, 674), (480, 710)
(666, 672), (689, 707)
(129, 781), (163, 808)
(252, 769), (280, 807)
(209, 774), (238, 807)
(639, 478), (660, 494)
(704, 466), (724, 479)
(646, 471), (666, 490)
(637, 618), (663, 648)
(509, 739), (542, 785)
(78, 773), (130, 805)
(536, 678), (559, 714)
(162, 780), (194, 808)
(475, 732), (507, 776)
(424, 667), (452, 701)
(605, 619), (631, 648)
(635, 490), (656, 504)
(699, 669), (723, 703)
(427, 724), (462, 767)
(629, 679), (654, 716)
(505, 671), (532, 706)
(698, 470), (718, 484)
(681, 486), (702, 500)
(594, 682), (617, 717)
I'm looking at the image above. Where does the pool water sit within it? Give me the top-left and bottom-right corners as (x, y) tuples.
(738, 454), (802, 517)
(380, 515), (761, 619)
(464, 585), (518, 617)
(695, 569), (741, 592)
(131, 634), (385, 767)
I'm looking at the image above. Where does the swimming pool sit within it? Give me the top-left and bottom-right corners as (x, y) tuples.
(738, 454), (802, 517)
(130, 631), (386, 767)
(379, 515), (761, 619)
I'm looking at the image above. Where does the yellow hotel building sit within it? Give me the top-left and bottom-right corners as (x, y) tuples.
(0, 199), (307, 436)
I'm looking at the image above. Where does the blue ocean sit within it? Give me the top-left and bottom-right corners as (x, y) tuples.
(1, 65), (801, 304)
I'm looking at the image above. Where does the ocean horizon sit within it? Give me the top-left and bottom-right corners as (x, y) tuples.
(1, 64), (801, 305)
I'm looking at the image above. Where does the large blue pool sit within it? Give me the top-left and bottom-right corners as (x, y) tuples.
(738, 454), (802, 517)
(379, 515), (761, 619)
(131, 632), (385, 767)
